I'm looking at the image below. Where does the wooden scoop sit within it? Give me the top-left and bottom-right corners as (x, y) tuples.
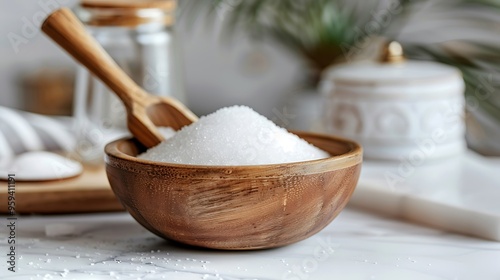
(42, 8), (198, 148)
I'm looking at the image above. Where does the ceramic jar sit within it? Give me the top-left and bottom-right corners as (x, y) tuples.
(321, 42), (466, 161)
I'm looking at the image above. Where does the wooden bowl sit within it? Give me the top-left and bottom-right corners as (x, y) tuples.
(105, 131), (362, 250)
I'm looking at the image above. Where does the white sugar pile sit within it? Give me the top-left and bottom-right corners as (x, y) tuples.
(139, 106), (329, 165)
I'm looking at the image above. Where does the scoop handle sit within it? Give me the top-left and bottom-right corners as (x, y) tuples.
(42, 8), (144, 107)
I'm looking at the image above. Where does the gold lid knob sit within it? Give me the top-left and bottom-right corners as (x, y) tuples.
(380, 41), (405, 64)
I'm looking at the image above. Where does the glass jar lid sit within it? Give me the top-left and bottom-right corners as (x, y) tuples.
(78, 0), (176, 27)
(81, 0), (176, 9)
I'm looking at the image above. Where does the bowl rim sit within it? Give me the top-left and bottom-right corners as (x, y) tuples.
(105, 131), (363, 177)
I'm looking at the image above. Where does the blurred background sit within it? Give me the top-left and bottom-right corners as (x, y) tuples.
(1, 0), (500, 156)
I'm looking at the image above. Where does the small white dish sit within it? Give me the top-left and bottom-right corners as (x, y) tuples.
(0, 151), (83, 181)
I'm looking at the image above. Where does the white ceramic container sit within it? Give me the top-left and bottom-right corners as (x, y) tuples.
(321, 42), (466, 161)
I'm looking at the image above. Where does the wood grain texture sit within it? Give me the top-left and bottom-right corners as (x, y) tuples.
(41, 8), (197, 148)
(105, 131), (362, 250)
(81, 0), (176, 10)
(0, 166), (124, 214)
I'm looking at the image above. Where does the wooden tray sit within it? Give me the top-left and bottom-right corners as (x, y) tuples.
(0, 166), (124, 214)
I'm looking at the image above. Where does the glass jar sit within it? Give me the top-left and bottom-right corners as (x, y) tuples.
(72, 0), (185, 164)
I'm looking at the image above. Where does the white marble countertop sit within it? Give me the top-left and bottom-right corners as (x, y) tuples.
(1, 208), (500, 280)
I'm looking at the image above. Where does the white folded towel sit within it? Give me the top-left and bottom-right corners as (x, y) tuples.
(0, 106), (76, 159)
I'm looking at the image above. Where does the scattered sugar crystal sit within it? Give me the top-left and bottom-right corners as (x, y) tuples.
(139, 106), (329, 165)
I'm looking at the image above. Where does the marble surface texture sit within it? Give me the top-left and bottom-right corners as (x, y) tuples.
(1, 208), (500, 280)
(351, 152), (500, 241)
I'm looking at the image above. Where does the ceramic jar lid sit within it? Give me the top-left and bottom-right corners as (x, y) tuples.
(324, 42), (463, 92)
(327, 61), (462, 86)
